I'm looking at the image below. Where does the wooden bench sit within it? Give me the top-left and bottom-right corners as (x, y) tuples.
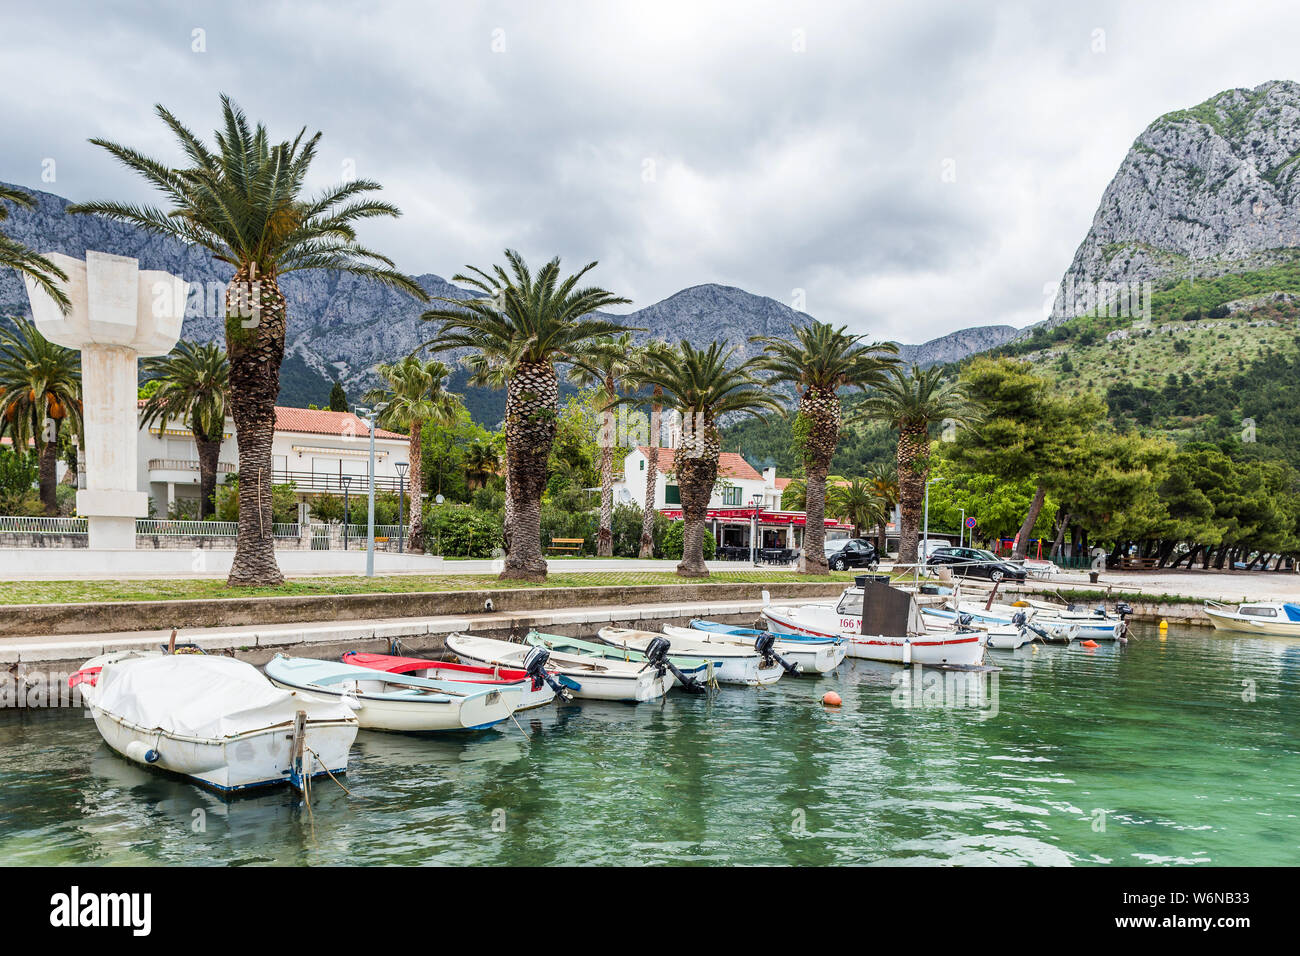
(548, 537), (585, 554)
(1120, 555), (1158, 570)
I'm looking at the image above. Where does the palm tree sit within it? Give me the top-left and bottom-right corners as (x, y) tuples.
(0, 185), (70, 311)
(69, 95), (426, 586)
(421, 250), (630, 581)
(864, 461), (899, 555)
(363, 356), (462, 553)
(752, 321), (898, 573)
(0, 319), (82, 514)
(633, 341), (781, 577)
(856, 365), (978, 567)
(139, 341), (230, 518)
(567, 332), (639, 557)
(464, 439), (501, 491)
(828, 478), (888, 542)
(628, 339), (674, 558)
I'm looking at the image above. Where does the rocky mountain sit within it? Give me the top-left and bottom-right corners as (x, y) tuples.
(1047, 80), (1300, 326)
(1, 182), (1005, 416)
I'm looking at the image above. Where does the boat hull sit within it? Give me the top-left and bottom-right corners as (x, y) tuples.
(447, 636), (672, 702)
(599, 627), (782, 686)
(264, 675), (519, 732)
(87, 703), (355, 793)
(1204, 608), (1300, 637)
(764, 606), (985, 666)
(340, 653), (555, 711)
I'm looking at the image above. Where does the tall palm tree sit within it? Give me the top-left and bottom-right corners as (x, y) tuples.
(856, 365), (978, 567)
(634, 341), (781, 577)
(828, 478), (888, 542)
(567, 332), (639, 557)
(752, 321), (898, 573)
(0, 185), (70, 311)
(864, 461), (899, 554)
(628, 339), (674, 558)
(69, 95), (426, 586)
(139, 340), (230, 518)
(421, 250), (630, 581)
(0, 319), (82, 514)
(363, 356), (462, 553)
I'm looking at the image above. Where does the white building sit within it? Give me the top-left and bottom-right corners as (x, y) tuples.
(138, 405), (410, 521)
(613, 445), (853, 557)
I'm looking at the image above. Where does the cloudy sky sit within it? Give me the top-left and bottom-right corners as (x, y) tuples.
(2, 1), (1298, 343)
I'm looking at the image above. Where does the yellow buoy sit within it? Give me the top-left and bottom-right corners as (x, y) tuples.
(1159, 619), (1169, 631)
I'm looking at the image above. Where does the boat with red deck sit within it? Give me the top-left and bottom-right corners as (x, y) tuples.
(341, 651), (560, 710)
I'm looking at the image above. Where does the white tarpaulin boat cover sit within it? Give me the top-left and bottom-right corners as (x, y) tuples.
(94, 655), (353, 740)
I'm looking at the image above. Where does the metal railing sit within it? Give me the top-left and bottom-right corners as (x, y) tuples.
(134, 520), (301, 537)
(147, 459), (237, 474)
(272, 470), (406, 493)
(0, 515), (89, 534)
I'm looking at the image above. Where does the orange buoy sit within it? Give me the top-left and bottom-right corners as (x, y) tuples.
(822, 691), (842, 707)
(1080, 639), (1099, 648)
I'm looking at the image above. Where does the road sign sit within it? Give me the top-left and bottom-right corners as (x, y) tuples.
(965, 516), (977, 529)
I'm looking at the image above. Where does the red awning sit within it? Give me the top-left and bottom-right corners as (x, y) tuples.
(657, 507), (850, 529)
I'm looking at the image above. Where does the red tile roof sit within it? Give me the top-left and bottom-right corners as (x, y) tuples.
(134, 402), (406, 440)
(637, 446), (762, 481)
(774, 477), (793, 491)
(274, 407), (406, 441)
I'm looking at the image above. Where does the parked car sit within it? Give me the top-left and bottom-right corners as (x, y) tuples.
(926, 546), (1027, 582)
(824, 538), (879, 571)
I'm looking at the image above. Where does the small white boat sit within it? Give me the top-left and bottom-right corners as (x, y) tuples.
(597, 626), (785, 686)
(764, 582), (987, 667)
(264, 655), (525, 732)
(446, 633), (674, 703)
(1204, 601), (1300, 636)
(683, 620), (847, 674)
(71, 650), (357, 794)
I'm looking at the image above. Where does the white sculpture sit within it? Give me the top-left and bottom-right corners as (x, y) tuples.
(25, 251), (185, 549)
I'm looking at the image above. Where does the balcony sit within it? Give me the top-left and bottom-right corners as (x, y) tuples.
(147, 459), (238, 482)
(271, 470), (408, 494)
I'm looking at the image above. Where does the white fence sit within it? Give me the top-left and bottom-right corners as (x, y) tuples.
(0, 516), (302, 540)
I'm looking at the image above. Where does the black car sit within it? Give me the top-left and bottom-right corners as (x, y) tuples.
(825, 538), (879, 571)
(926, 546), (1027, 582)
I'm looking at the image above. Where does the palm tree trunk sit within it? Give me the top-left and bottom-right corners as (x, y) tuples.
(407, 419), (424, 553)
(500, 362), (557, 581)
(38, 419), (59, 515)
(675, 423), (718, 578)
(638, 395), (661, 558)
(195, 435), (221, 520)
(894, 424), (928, 567)
(503, 470), (514, 558)
(226, 268), (286, 586)
(597, 403), (614, 557)
(797, 388), (839, 575)
(1013, 481), (1048, 559)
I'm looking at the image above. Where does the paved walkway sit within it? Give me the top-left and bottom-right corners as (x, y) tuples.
(0, 596), (823, 666)
(1009, 568), (1300, 603)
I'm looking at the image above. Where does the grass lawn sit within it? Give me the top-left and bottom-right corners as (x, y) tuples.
(1, 570), (862, 606)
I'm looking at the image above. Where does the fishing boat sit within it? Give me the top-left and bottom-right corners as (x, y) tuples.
(446, 633), (674, 703)
(763, 580), (987, 667)
(681, 620), (848, 674)
(1204, 601), (1300, 636)
(524, 631), (715, 693)
(596, 626), (785, 686)
(918, 609), (1037, 650)
(925, 601), (1126, 641)
(264, 655), (525, 732)
(341, 650), (558, 710)
(70, 650), (358, 794)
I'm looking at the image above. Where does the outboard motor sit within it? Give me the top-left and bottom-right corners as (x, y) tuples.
(955, 612), (976, 633)
(1012, 610), (1052, 643)
(1094, 605), (1108, 618)
(640, 637), (707, 694)
(754, 632), (802, 676)
(522, 645), (573, 702)
(1114, 601), (1133, 638)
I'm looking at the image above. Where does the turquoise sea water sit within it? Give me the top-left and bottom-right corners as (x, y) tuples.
(0, 622), (1296, 865)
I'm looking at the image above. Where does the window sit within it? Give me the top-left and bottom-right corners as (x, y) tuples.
(665, 484), (681, 505)
(639, 460), (645, 471)
(722, 486), (742, 506)
(1240, 606), (1278, 618)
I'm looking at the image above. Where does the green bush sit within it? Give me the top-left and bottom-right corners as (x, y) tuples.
(540, 505), (598, 554)
(215, 476), (299, 524)
(423, 503), (501, 557)
(657, 519), (716, 560)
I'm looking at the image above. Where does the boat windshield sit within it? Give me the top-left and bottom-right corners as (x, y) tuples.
(1239, 605), (1279, 617)
(836, 589), (862, 615)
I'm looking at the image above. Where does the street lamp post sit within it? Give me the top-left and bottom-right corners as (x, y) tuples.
(355, 405), (384, 577)
(750, 492), (763, 566)
(341, 475), (352, 551)
(922, 476), (945, 579)
(958, 506), (966, 548)
(395, 461), (409, 554)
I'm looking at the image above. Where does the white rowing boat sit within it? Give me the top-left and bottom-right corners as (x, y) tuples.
(264, 655), (525, 732)
(71, 650), (357, 794)
(446, 633), (673, 702)
(596, 626), (785, 686)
